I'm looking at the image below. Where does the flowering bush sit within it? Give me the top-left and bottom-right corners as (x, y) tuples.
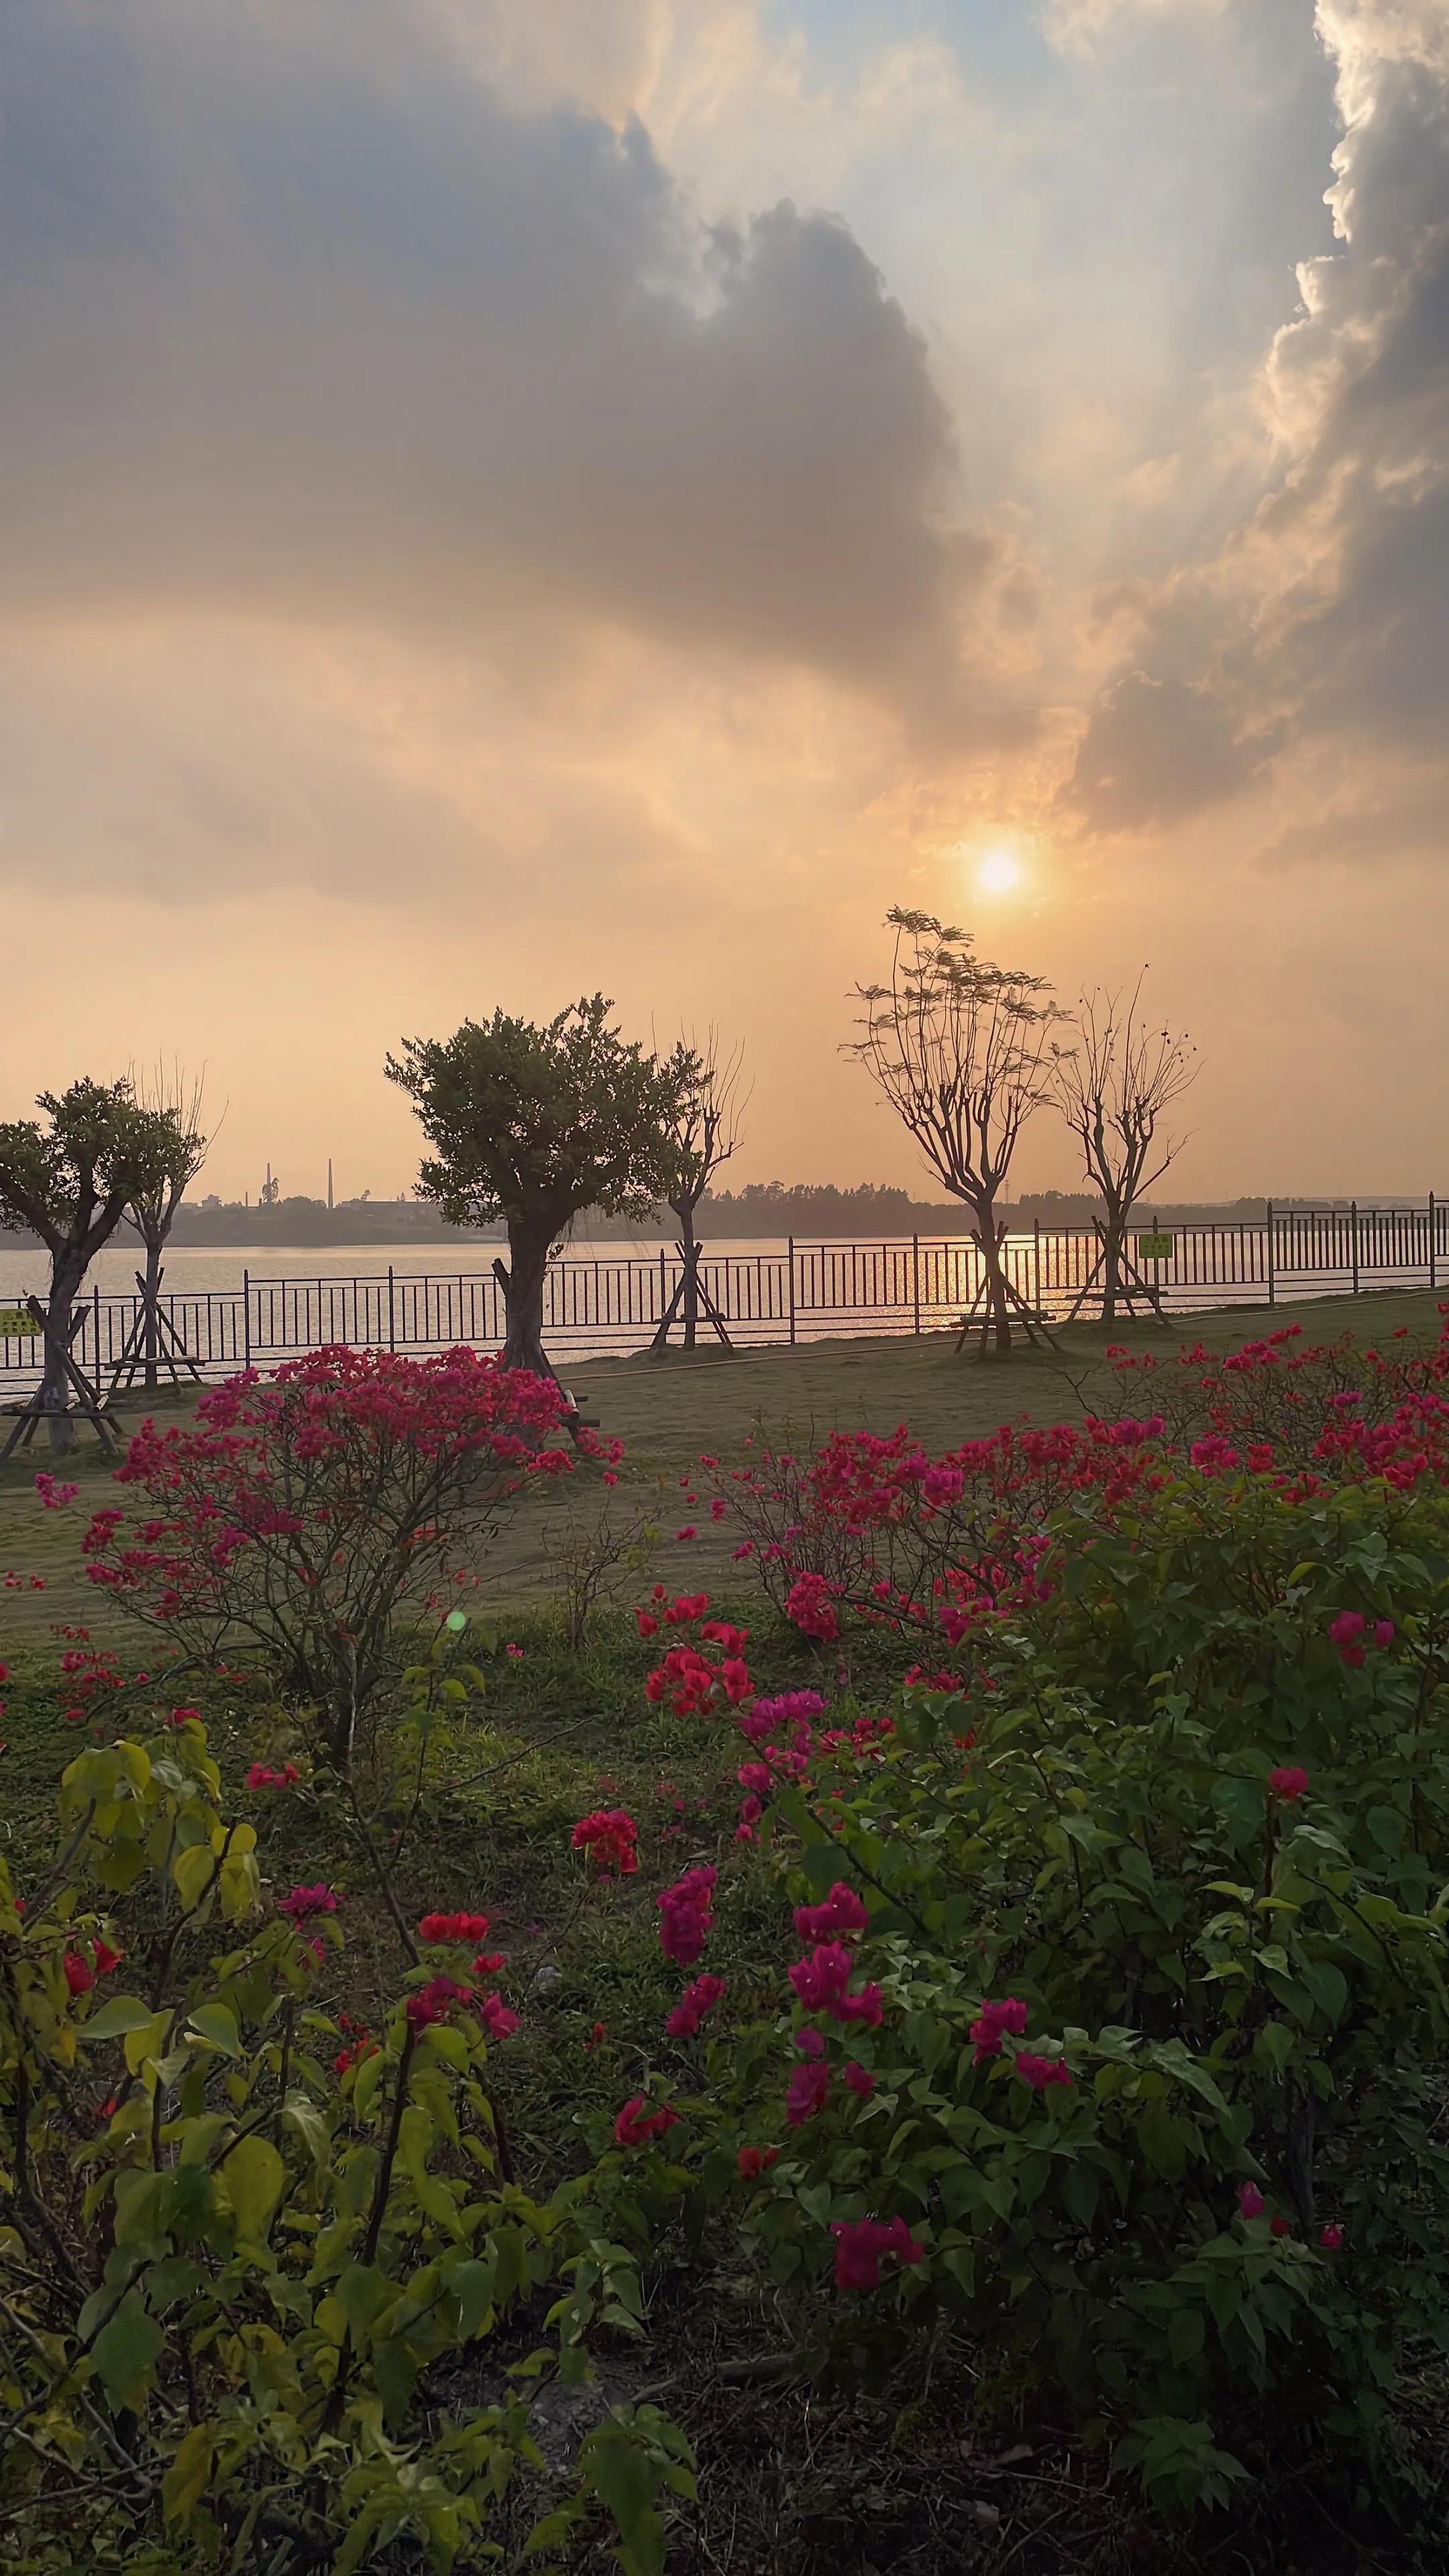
(629, 1391), (1449, 2519)
(78, 1346), (588, 1761)
(0, 1713), (692, 2571)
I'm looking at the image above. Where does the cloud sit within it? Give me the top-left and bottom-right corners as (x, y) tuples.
(1063, 0), (1449, 835)
(0, 0), (1014, 734)
(1040, 0), (1230, 58)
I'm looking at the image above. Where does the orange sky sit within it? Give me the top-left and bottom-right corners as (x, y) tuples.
(2, 0), (1446, 1205)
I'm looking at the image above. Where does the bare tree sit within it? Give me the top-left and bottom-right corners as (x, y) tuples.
(848, 908), (1065, 1356)
(122, 1063), (214, 1387)
(653, 1029), (749, 1350)
(1053, 973), (1197, 1323)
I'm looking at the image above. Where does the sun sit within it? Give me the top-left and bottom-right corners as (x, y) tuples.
(976, 847), (1022, 894)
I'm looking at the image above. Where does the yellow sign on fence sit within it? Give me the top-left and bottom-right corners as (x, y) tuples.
(1136, 1234), (1175, 1262)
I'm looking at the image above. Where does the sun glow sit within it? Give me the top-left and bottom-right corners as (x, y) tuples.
(976, 847), (1022, 894)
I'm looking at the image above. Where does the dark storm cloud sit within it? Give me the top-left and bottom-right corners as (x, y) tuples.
(1064, 0), (1449, 837)
(0, 0), (1002, 722)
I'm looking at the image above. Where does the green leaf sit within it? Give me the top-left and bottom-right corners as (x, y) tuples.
(76, 1993), (156, 2043)
(93, 2290), (164, 2411)
(222, 2134), (286, 2242)
(162, 2422), (216, 2522)
(188, 2002), (242, 2057)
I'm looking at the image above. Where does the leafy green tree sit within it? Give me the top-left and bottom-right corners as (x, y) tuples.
(0, 1079), (168, 1448)
(387, 999), (692, 1377)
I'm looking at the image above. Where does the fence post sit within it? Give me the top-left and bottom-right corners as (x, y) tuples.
(1033, 1219), (1041, 1320)
(387, 1264), (396, 1352)
(912, 1234), (920, 1336)
(1350, 1202), (1360, 1295)
(1432, 1193), (1438, 1295)
(93, 1283), (101, 1375)
(243, 1269), (251, 1366)
(788, 1237), (796, 1346)
(659, 1246), (667, 1324)
(1266, 1201), (1275, 1307)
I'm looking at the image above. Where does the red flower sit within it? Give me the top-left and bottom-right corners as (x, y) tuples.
(570, 1811), (640, 1876)
(614, 2095), (679, 2147)
(676, 1526), (697, 1542)
(830, 2214), (924, 2292)
(1268, 1766), (1309, 1803)
(166, 1707), (201, 1729)
(63, 1951), (95, 1996)
(657, 1864), (716, 1963)
(635, 1609), (659, 1638)
(1319, 2223), (1343, 2250)
(417, 1909), (491, 1943)
(737, 2145), (779, 2181)
(584, 2019), (608, 2049)
(969, 1995), (1028, 2064)
(92, 1936), (124, 1976)
(1271, 2215), (1291, 2238)
(845, 2060), (875, 2096)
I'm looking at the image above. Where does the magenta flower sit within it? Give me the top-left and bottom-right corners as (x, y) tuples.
(1268, 1766), (1309, 1803)
(1238, 2182), (1265, 2219)
(277, 1882), (337, 1923)
(785, 2059), (830, 2125)
(830, 2213), (924, 2292)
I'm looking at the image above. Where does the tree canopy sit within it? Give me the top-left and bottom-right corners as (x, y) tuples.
(386, 998), (691, 1236)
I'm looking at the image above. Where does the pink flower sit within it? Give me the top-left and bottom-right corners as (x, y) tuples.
(676, 1527), (697, 1542)
(278, 1883), (337, 1924)
(830, 2214), (924, 2292)
(665, 1973), (728, 2038)
(785, 2059), (830, 2125)
(1319, 2223), (1343, 2250)
(92, 1937), (124, 1976)
(478, 1992), (519, 2040)
(614, 2095), (679, 2147)
(505, 1642), (525, 1660)
(407, 1974), (472, 2031)
(795, 2025), (826, 2057)
(845, 2060), (875, 2097)
(635, 1609), (659, 1638)
(969, 1996), (1028, 2064)
(1373, 1621), (1395, 1650)
(1268, 1766), (1309, 1803)
(1238, 2182), (1265, 2220)
(657, 1865), (716, 1964)
(1328, 1611), (1365, 1649)
(1015, 2052), (1071, 2091)
(166, 1707), (201, 1729)
(793, 1882), (869, 1943)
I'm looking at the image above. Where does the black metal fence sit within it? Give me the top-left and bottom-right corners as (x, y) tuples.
(3, 1204), (1448, 1386)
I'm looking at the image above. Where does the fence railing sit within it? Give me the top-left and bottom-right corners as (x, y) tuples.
(2, 1204), (1447, 1386)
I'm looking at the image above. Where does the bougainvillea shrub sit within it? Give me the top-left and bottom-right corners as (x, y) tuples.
(0, 1713), (692, 2573)
(619, 1354), (1449, 2516)
(77, 1346), (607, 1759)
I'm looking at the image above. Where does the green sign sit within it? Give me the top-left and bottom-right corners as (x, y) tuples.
(1136, 1234), (1175, 1262)
(0, 1307), (40, 1335)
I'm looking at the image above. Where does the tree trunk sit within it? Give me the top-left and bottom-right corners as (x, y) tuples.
(1102, 1220), (1122, 1326)
(680, 1207), (700, 1350)
(41, 1249), (87, 1453)
(142, 1226), (163, 1390)
(500, 1224), (557, 1379)
(974, 1203), (1013, 1356)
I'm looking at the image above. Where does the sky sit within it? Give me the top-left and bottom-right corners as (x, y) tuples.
(1, 0), (1446, 1204)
